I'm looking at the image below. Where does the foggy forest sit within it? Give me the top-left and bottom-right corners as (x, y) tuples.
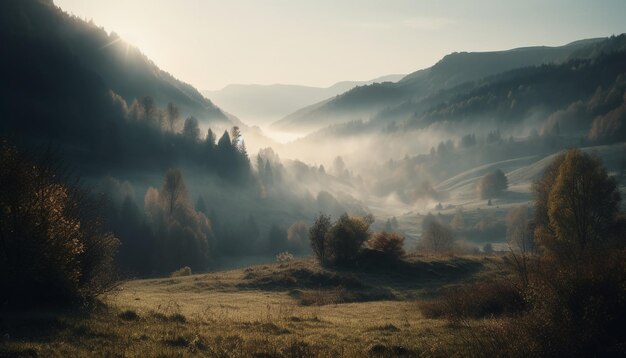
(1, 0), (625, 356)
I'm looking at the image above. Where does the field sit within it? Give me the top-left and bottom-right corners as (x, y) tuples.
(0, 257), (504, 357)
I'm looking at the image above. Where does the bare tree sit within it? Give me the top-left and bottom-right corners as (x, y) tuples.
(421, 221), (455, 254)
(161, 169), (188, 215)
(506, 205), (534, 286)
(166, 102), (180, 132)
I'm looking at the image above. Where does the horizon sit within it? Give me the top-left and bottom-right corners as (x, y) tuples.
(54, 0), (626, 90)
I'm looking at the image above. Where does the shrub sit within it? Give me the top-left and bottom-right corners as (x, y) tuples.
(367, 232), (405, 260)
(276, 252), (294, 263)
(419, 280), (526, 320)
(170, 266), (192, 277)
(0, 141), (119, 307)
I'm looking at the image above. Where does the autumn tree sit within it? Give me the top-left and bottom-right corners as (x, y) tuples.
(537, 149), (620, 265)
(309, 214), (331, 264)
(144, 169), (212, 272)
(324, 214), (371, 266)
(0, 141), (118, 306)
(368, 232), (405, 260)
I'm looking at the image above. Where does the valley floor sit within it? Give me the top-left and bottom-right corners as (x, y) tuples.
(0, 257), (504, 357)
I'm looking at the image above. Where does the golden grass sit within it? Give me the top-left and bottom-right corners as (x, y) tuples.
(0, 257), (501, 357)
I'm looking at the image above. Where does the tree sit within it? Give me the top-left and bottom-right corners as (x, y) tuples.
(309, 214), (332, 264)
(540, 149), (620, 264)
(206, 128), (217, 148)
(478, 169), (508, 199)
(182, 116), (200, 141)
(144, 170), (212, 273)
(217, 130), (231, 150)
(324, 214), (371, 266)
(139, 96), (158, 125)
(368, 232), (405, 260)
(0, 141), (118, 306)
(161, 169), (188, 215)
(421, 221), (454, 254)
(166, 102), (180, 132)
(239, 140), (248, 157)
(230, 126), (241, 148)
(532, 152), (567, 229)
(506, 205), (534, 286)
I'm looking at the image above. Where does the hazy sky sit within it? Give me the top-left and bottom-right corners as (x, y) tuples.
(56, 0), (626, 90)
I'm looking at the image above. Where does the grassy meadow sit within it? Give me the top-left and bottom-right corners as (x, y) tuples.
(0, 256), (505, 357)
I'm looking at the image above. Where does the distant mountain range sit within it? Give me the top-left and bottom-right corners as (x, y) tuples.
(203, 74), (404, 126)
(273, 38), (610, 133)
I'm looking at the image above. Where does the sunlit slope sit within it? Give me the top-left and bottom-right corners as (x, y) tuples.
(435, 144), (625, 208)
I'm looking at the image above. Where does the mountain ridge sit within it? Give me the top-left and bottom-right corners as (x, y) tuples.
(274, 37), (609, 133)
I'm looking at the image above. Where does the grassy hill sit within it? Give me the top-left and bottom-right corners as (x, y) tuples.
(0, 257), (503, 357)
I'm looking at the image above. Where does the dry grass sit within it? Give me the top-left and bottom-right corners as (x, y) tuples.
(0, 257), (500, 357)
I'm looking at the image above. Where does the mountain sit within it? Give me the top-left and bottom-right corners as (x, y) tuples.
(203, 74), (404, 126)
(0, 0), (252, 176)
(0, 0), (227, 124)
(273, 38), (606, 133)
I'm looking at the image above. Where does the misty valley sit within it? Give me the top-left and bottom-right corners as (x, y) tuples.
(1, 1), (625, 357)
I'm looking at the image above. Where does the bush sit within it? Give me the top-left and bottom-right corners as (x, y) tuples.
(0, 141), (119, 307)
(419, 280), (526, 320)
(170, 266), (192, 277)
(367, 232), (405, 260)
(276, 252), (294, 263)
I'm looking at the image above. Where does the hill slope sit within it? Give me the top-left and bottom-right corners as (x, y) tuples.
(203, 74), (404, 126)
(0, 0), (227, 124)
(273, 38), (606, 133)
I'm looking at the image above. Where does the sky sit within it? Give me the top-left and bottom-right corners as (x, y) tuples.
(55, 0), (626, 90)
